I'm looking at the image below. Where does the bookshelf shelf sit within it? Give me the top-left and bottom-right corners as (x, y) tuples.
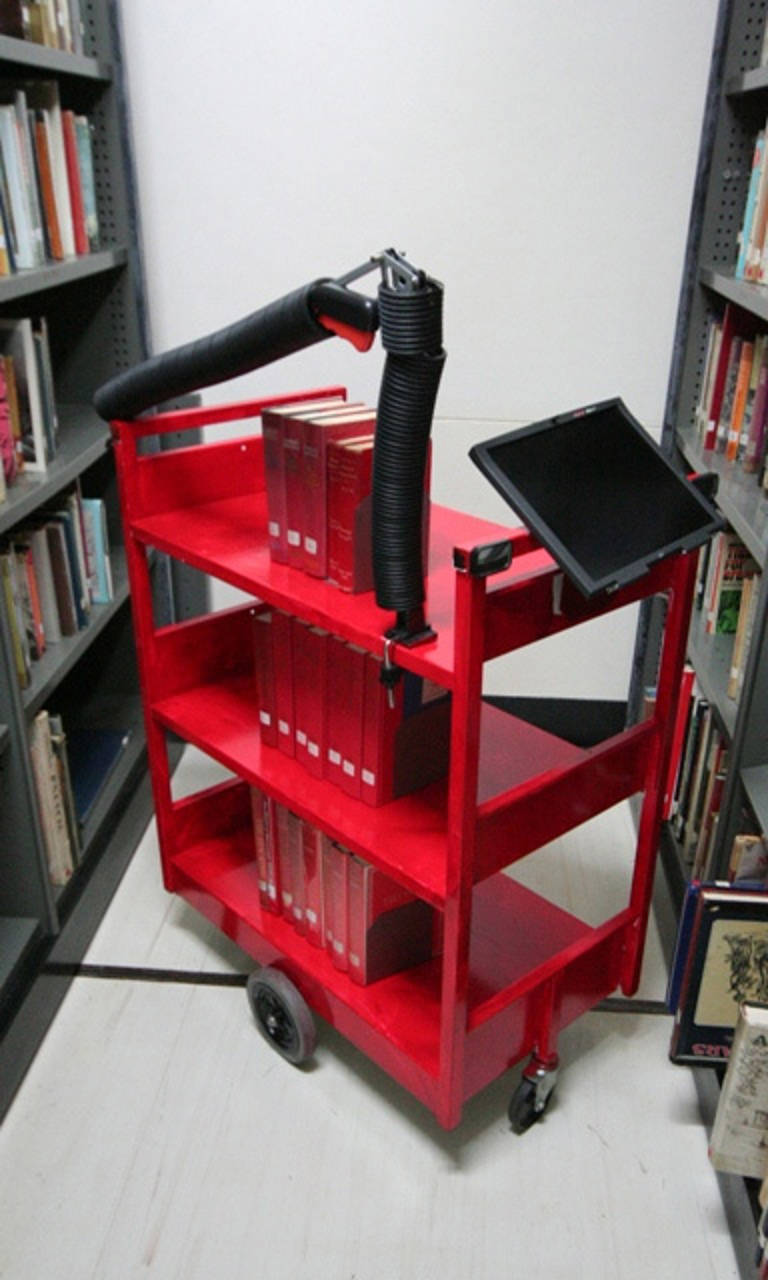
(0, 34), (110, 81)
(21, 545), (129, 715)
(111, 392), (697, 1129)
(0, 248), (129, 303)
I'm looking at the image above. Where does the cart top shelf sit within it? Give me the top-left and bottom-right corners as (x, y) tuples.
(119, 420), (682, 688)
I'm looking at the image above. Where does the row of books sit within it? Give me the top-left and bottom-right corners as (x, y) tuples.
(262, 395), (429, 593)
(0, 485), (113, 688)
(250, 788), (434, 985)
(252, 607), (450, 806)
(0, 78), (99, 276)
(695, 305), (768, 482)
(0, 313), (58, 486)
(694, 528), (760, 700)
(0, 1), (84, 54)
(667, 880), (768, 1066)
(668, 682), (728, 880)
(29, 706), (130, 886)
(264, 395), (375, 589)
(734, 114), (768, 283)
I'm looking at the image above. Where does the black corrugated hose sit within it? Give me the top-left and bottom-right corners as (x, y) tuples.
(373, 278), (445, 635)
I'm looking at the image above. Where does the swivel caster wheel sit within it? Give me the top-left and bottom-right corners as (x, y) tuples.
(246, 966), (317, 1065)
(508, 1059), (558, 1134)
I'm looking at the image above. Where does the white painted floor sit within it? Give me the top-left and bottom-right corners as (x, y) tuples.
(0, 749), (742, 1279)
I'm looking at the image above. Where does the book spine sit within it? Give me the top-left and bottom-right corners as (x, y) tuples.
(326, 437), (374, 592)
(322, 836), (349, 971)
(301, 820), (324, 947)
(292, 620), (327, 778)
(282, 414), (304, 570)
(271, 609), (295, 757)
(252, 608), (278, 748)
(262, 411), (287, 562)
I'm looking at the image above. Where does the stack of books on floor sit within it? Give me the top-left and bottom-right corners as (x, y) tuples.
(252, 607), (450, 805)
(1, 486), (113, 688)
(250, 788), (435, 986)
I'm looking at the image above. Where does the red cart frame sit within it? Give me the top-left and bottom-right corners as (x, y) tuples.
(111, 387), (696, 1130)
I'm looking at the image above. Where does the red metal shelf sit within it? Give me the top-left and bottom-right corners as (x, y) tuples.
(153, 677), (594, 904)
(168, 787), (608, 1111)
(128, 441), (552, 686)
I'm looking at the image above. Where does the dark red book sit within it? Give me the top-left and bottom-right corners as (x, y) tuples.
(347, 856), (433, 985)
(327, 433), (374, 592)
(360, 654), (451, 806)
(261, 396), (346, 563)
(703, 304), (754, 450)
(250, 786), (279, 911)
(62, 110), (88, 255)
(301, 820), (324, 947)
(271, 610), (295, 757)
(274, 802), (305, 932)
(301, 409), (375, 578)
(291, 619), (327, 778)
(252, 608), (277, 748)
(324, 636), (365, 797)
(322, 836), (349, 971)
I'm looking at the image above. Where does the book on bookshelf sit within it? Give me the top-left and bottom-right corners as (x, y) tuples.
(360, 655), (451, 807)
(709, 1002), (768, 1179)
(327, 433), (375, 593)
(325, 636), (365, 798)
(28, 707), (74, 886)
(0, 316), (48, 471)
(79, 496), (113, 605)
(300, 406), (375, 577)
(347, 854), (433, 986)
(301, 819), (324, 947)
(66, 724), (131, 829)
(251, 608), (277, 748)
(291, 620), (327, 779)
(670, 884), (768, 1064)
(322, 835), (349, 972)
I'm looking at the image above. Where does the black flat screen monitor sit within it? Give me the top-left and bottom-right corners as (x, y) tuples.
(469, 398), (723, 597)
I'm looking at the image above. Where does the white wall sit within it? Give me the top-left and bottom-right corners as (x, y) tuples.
(118, 0), (719, 699)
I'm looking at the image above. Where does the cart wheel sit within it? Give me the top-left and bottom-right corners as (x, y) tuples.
(508, 1064), (557, 1134)
(246, 967), (317, 1065)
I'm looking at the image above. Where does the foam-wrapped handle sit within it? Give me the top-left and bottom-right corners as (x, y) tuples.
(94, 281), (332, 421)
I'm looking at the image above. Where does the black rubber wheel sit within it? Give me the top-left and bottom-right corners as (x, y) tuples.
(508, 1077), (551, 1134)
(246, 967), (317, 1065)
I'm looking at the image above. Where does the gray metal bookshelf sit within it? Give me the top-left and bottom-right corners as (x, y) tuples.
(0, 1), (184, 1119)
(636, 0), (768, 898)
(639, 3), (768, 1271)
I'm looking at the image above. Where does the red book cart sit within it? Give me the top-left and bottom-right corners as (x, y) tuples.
(110, 387), (698, 1132)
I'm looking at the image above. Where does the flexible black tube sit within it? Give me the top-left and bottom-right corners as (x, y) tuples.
(93, 281), (332, 421)
(372, 281), (445, 618)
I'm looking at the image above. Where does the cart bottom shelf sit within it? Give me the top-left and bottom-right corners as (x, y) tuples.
(169, 818), (631, 1124)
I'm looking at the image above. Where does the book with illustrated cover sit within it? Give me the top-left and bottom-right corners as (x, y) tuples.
(670, 884), (768, 1064)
